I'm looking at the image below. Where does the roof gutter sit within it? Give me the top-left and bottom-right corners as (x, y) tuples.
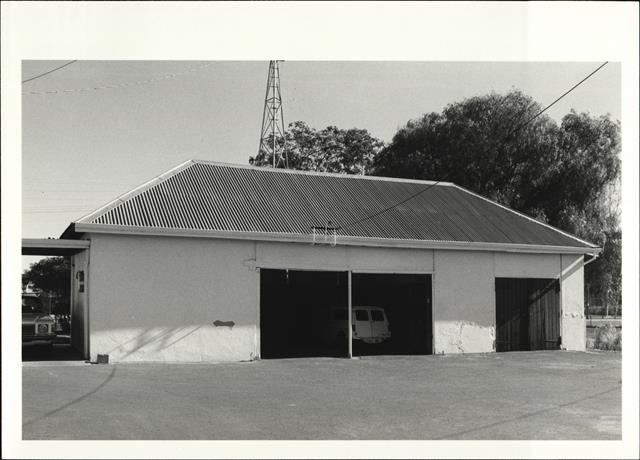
(583, 251), (601, 267)
(73, 223), (602, 256)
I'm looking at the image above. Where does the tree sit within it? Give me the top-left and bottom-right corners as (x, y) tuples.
(22, 257), (71, 312)
(374, 90), (621, 307)
(250, 121), (384, 175)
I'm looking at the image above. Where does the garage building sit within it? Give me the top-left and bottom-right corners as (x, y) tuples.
(58, 160), (600, 362)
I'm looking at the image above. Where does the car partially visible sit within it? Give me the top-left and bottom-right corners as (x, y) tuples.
(22, 293), (56, 345)
(321, 305), (392, 345)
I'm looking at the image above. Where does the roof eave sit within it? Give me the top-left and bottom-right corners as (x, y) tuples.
(74, 159), (196, 225)
(73, 223), (601, 255)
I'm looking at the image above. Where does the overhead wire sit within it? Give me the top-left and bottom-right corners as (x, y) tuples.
(507, 61), (609, 138)
(23, 209), (94, 214)
(22, 62), (609, 222)
(21, 61), (210, 215)
(22, 60), (77, 84)
(337, 61), (609, 233)
(22, 61), (213, 96)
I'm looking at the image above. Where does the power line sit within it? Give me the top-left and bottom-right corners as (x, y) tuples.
(23, 206), (94, 210)
(22, 62), (213, 96)
(23, 189), (132, 193)
(507, 61), (608, 138)
(338, 61), (609, 233)
(22, 60), (77, 84)
(339, 180), (444, 231)
(23, 210), (93, 214)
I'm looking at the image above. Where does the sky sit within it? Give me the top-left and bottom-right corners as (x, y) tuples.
(22, 60), (621, 245)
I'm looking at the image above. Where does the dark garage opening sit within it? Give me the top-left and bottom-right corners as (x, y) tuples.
(22, 239), (90, 363)
(260, 269), (348, 359)
(352, 273), (432, 356)
(495, 278), (561, 352)
(22, 255), (81, 362)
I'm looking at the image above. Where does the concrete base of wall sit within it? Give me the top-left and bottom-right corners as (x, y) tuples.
(91, 325), (258, 363)
(434, 321), (495, 354)
(561, 315), (587, 351)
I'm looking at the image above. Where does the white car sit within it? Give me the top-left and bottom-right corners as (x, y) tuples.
(322, 306), (391, 344)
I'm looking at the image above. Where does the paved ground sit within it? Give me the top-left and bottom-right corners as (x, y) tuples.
(22, 351), (621, 440)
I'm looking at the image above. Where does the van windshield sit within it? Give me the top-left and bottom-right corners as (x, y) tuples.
(22, 296), (43, 314)
(371, 310), (384, 321)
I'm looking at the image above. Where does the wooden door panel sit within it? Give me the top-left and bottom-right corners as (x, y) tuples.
(496, 278), (560, 352)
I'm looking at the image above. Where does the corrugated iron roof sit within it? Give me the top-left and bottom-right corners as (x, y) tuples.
(71, 160), (596, 249)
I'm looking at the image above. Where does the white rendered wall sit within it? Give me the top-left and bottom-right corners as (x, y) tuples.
(561, 254), (586, 351)
(85, 235), (586, 361)
(255, 242), (434, 273)
(494, 252), (561, 278)
(432, 251), (495, 354)
(87, 234), (259, 363)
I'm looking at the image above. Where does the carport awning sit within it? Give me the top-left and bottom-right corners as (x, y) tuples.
(22, 238), (90, 256)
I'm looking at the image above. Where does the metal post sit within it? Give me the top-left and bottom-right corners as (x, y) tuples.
(347, 271), (352, 359)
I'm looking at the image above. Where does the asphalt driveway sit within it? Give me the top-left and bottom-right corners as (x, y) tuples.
(22, 351), (621, 440)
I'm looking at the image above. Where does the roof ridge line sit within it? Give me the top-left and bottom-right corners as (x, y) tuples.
(74, 159), (196, 224)
(191, 159), (453, 186)
(451, 184), (599, 249)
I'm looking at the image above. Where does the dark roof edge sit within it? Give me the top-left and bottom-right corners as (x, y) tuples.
(452, 184), (598, 249)
(74, 159), (196, 225)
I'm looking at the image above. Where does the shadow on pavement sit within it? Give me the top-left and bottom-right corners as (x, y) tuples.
(23, 367), (116, 429)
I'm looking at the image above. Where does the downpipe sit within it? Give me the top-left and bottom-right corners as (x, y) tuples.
(583, 252), (600, 268)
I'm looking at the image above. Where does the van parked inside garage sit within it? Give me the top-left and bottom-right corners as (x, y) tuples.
(323, 306), (392, 344)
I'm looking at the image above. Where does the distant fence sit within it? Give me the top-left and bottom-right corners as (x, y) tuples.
(585, 283), (621, 319)
(585, 304), (621, 318)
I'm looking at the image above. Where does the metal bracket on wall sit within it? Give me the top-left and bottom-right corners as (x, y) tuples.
(311, 224), (340, 246)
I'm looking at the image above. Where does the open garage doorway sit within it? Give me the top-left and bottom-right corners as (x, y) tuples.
(260, 269), (348, 359)
(351, 273), (433, 356)
(495, 278), (561, 352)
(22, 239), (90, 362)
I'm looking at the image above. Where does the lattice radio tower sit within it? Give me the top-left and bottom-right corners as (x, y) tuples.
(258, 60), (288, 168)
